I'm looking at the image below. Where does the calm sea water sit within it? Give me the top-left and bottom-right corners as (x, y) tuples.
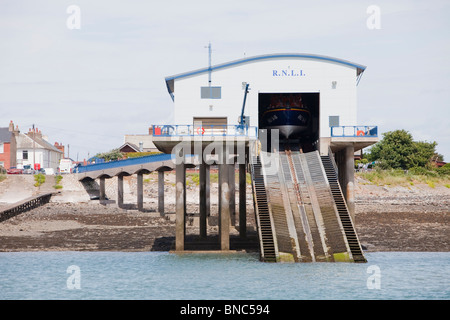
(0, 251), (448, 300)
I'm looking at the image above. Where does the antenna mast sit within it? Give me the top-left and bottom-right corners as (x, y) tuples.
(206, 42), (212, 87)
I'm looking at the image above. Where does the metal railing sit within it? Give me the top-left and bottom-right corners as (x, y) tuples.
(331, 126), (378, 137)
(151, 124), (258, 137)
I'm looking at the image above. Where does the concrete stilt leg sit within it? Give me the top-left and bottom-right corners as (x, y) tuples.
(99, 177), (106, 201)
(219, 162), (231, 251)
(158, 170), (165, 216)
(206, 164), (210, 218)
(229, 162), (236, 226)
(117, 175), (124, 209)
(199, 162), (207, 239)
(239, 163), (247, 238)
(344, 145), (355, 222)
(176, 163), (186, 251)
(137, 172), (143, 211)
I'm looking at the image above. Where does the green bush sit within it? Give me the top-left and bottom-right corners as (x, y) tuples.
(53, 175), (63, 189)
(437, 164), (450, 176)
(34, 174), (45, 187)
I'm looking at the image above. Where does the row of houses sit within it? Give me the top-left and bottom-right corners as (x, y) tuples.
(0, 121), (64, 171)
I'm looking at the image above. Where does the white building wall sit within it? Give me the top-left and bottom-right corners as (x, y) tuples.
(16, 148), (61, 170)
(173, 57), (359, 138)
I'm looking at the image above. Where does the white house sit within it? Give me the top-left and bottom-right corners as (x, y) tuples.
(16, 129), (63, 170)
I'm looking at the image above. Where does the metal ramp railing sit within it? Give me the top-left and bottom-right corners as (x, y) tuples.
(249, 145), (367, 263)
(321, 154), (367, 262)
(249, 156), (277, 262)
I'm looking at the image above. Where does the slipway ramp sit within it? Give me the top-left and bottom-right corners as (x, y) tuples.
(249, 149), (366, 263)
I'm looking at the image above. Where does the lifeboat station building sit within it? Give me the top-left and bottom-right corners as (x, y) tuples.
(152, 53), (378, 255)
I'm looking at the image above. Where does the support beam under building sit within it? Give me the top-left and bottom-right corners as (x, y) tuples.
(158, 170), (165, 216)
(206, 164), (210, 218)
(344, 145), (355, 222)
(229, 162), (236, 226)
(219, 159), (231, 251)
(239, 163), (247, 238)
(199, 162), (208, 239)
(337, 145), (356, 222)
(175, 162), (186, 251)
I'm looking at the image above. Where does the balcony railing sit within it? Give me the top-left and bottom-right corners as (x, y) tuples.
(152, 125), (258, 137)
(331, 126), (378, 137)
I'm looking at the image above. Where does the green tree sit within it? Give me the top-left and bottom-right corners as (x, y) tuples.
(367, 129), (437, 169)
(411, 141), (437, 168)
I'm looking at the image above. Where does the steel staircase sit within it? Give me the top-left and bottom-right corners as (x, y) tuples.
(250, 156), (277, 262)
(321, 155), (367, 263)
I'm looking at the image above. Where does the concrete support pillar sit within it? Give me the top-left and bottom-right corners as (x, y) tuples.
(199, 162), (208, 239)
(99, 177), (106, 201)
(117, 175), (124, 208)
(158, 170), (165, 216)
(175, 162), (186, 251)
(206, 164), (210, 218)
(137, 172), (143, 211)
(239, 163), (247, 238)
(337, 146), (356, 222)
(344, 145), (355, 222)
(219, 159), (231, 251)
(228, 161), (236, 226)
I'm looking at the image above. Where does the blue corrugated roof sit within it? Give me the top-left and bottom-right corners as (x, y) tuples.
(165, 53), (366, 98)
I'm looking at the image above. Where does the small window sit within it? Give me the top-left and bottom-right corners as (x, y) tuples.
(329, 116), (340, 127)
(201, 86), (221, 99)
(0, 143), (3, 153)
(23, 150), (28, 160)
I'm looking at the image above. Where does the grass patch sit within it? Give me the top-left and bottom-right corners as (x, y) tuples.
(34, 174), (45, 187)
(426, 180), (436, 188)
(0, 174), (6, 182)
(53, 174), (63, 189)
(356, 168), (450, 188)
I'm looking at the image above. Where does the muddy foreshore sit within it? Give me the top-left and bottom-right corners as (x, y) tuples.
(0, 174), (448, 253)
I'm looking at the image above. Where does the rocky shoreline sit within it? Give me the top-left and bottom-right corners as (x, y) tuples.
(0, 174), (448, 253)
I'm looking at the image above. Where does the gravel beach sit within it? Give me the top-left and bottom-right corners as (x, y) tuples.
(0, 174), (448, 253)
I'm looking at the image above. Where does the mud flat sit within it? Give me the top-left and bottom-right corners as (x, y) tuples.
(0, 173), (448, 252)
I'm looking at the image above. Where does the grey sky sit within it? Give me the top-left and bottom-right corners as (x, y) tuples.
(1, 0), (449, 161)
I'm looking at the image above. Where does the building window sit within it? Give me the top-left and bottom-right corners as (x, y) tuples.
(23, 150), (28, 160)
(201, 86), (221, 99)
(329, 116), (340, 127)
(0, 143), (3, 153)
